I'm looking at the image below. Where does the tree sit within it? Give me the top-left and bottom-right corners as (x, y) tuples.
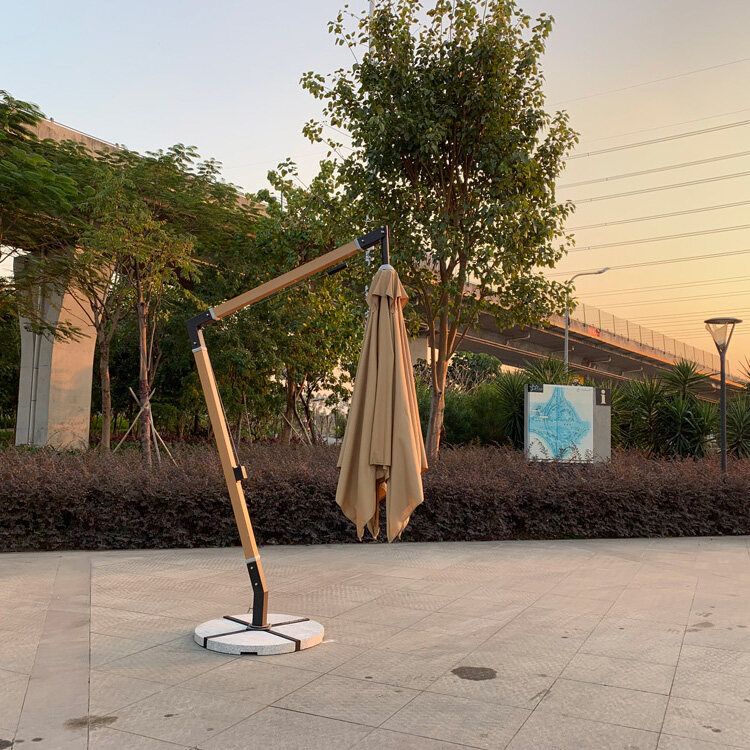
(251, 160), (365, 443)
(0, 91), (91, 333)
(302, 0), (577, 460)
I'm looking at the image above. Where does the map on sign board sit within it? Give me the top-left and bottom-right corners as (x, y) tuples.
(526, 384), (593, 461)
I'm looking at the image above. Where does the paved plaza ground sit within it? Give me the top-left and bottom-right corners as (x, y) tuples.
(2, 537), (750, 749)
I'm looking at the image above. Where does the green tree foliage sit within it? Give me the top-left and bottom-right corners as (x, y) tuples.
(248, 160), (366, 443)
(303, 0), (577, 459)
(0, 92), (94, 331)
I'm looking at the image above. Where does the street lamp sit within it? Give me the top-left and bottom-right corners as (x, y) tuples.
(565, 268), (609, 372)
(705, 317), (742, 473)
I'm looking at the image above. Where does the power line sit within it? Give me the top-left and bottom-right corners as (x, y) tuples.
(568, 119), (750, 160)
(570, 223), (750, 253)
(602, 289), (750, 309)
(551, 247), (750, 277)
(559, 56), (750, 105)
(583, 275), (750, 298)
(629, 308), (750, 322)
(574, 169), (750, 204)
(559, 150), (750, 189)
(569, 200), (750, 230)
(576, 107), (750, 148)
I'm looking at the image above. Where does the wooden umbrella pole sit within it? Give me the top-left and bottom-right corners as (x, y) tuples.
(186, 228), (389, 629)
(191, 335), (268, 627)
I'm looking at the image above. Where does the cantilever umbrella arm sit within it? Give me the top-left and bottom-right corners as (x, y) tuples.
(186, 227), (390, 629)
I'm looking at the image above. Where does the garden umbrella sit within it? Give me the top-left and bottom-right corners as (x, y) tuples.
(336, 264), (428, 541)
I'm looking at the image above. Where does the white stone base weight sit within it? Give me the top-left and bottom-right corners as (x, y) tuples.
(194, 613), (324, 655)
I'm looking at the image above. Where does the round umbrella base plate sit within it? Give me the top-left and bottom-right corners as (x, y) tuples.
(194, 613), (324, 656)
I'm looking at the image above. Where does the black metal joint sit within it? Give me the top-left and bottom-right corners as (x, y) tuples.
(233, 465), (247, 481)
(356, 226), (386, 251)
(186, 309), (216, 350)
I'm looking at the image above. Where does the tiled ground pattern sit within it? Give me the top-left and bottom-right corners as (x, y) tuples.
(2, 537), (750, 748)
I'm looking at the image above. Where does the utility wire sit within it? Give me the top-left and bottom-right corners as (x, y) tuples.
(602, 289), (750, 309)
(576, 107), (750, 148)
(559, 56), (750, 105)
(574, 169), (750, 204)
(559, 150), (750, 189)
(569, 200), (750, 230)
(568, 119), (750, 160)
(550, 247), (750, 277)
(570, 223), (750, 253)
(630, 308), (750, 322)
(582, 275), (750, 298)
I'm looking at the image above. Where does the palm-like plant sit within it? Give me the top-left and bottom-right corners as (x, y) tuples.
(727, 394), (750, 458)
(489, 371), (527, 449)
(622, 378), (665, 454)
(657, 395), (717, 458)
(524, 356), (570, 386)
(660, 359), (710, 399)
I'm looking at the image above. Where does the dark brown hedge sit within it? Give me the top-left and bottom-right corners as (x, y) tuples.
(1, 445), (749, 552)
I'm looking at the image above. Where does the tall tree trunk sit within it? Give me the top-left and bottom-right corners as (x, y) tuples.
(99, 335), (112, 454)
(281, 375), (297, 444)
(301, 393), (318, 445)
(425, 354), (449, 463)
(135, 287), (152, 466)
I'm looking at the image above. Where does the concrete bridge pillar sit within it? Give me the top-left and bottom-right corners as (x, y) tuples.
(14, 256), (96, 450)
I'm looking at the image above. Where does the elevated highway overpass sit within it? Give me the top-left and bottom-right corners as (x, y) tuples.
(449, 302), (744, 397)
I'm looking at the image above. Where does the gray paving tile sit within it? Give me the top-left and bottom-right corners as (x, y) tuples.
(112, 686), (263, 746)
(582, 616), (685, 665)
(257, 639), (363, 672)
(657, 733), (738, 749)
(90, 607), (193, 646)
(382, 690), (529, 749)
(90, 633), (154, 667)
(332, 647), (460, 690)
(274, 673), (418, 727)
(95, 641), (232, 685)
(0, 669), (28, 733)
(506, 711), (659, 749)
(181, 658), (319, 702)
(352, 729), (464, 749)
(89, 671), (165, 714)
(672, 667), (750, 707)
(679, 644), (750, 677)
(560, 652), (675, 694)
(198, 706), (371, 750)
(89, 727), (190, 749)
(428, 666), (556, 709)
(334, 602), (431, 627)
(662, 696), (750, 747)
(537, 678), (668, 731)
(317, 616), (403, 647)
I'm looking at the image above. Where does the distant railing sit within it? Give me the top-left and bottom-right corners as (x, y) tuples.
(568, 302), (730, 378)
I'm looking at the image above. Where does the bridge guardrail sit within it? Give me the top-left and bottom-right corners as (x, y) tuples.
(569, 303), (737, 379)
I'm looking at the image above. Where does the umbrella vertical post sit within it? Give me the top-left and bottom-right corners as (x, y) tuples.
(188, 315), (269, 628)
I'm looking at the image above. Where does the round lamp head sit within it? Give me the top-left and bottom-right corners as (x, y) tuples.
(705, 317), (742, 353)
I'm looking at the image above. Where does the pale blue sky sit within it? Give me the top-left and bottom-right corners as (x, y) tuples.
(3, 0), (750, 364)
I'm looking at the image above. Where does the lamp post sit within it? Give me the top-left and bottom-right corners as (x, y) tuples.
(565, 268), (609, 373)
(705, 317), (741, 473)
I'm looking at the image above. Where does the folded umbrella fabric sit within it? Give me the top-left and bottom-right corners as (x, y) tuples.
(336, 265), (428, 542)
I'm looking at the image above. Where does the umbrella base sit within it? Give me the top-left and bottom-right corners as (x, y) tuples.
(194, 613), (324, 655)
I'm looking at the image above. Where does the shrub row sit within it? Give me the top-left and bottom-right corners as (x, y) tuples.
(2, 444), (749, 552)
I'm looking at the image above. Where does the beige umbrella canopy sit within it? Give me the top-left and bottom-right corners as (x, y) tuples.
(336, 265), (428, 542)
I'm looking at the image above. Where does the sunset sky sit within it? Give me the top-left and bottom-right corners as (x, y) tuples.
(3, 0), (750, 371)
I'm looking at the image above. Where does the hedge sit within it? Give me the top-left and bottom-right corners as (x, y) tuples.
(1, 445), (749, 552)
